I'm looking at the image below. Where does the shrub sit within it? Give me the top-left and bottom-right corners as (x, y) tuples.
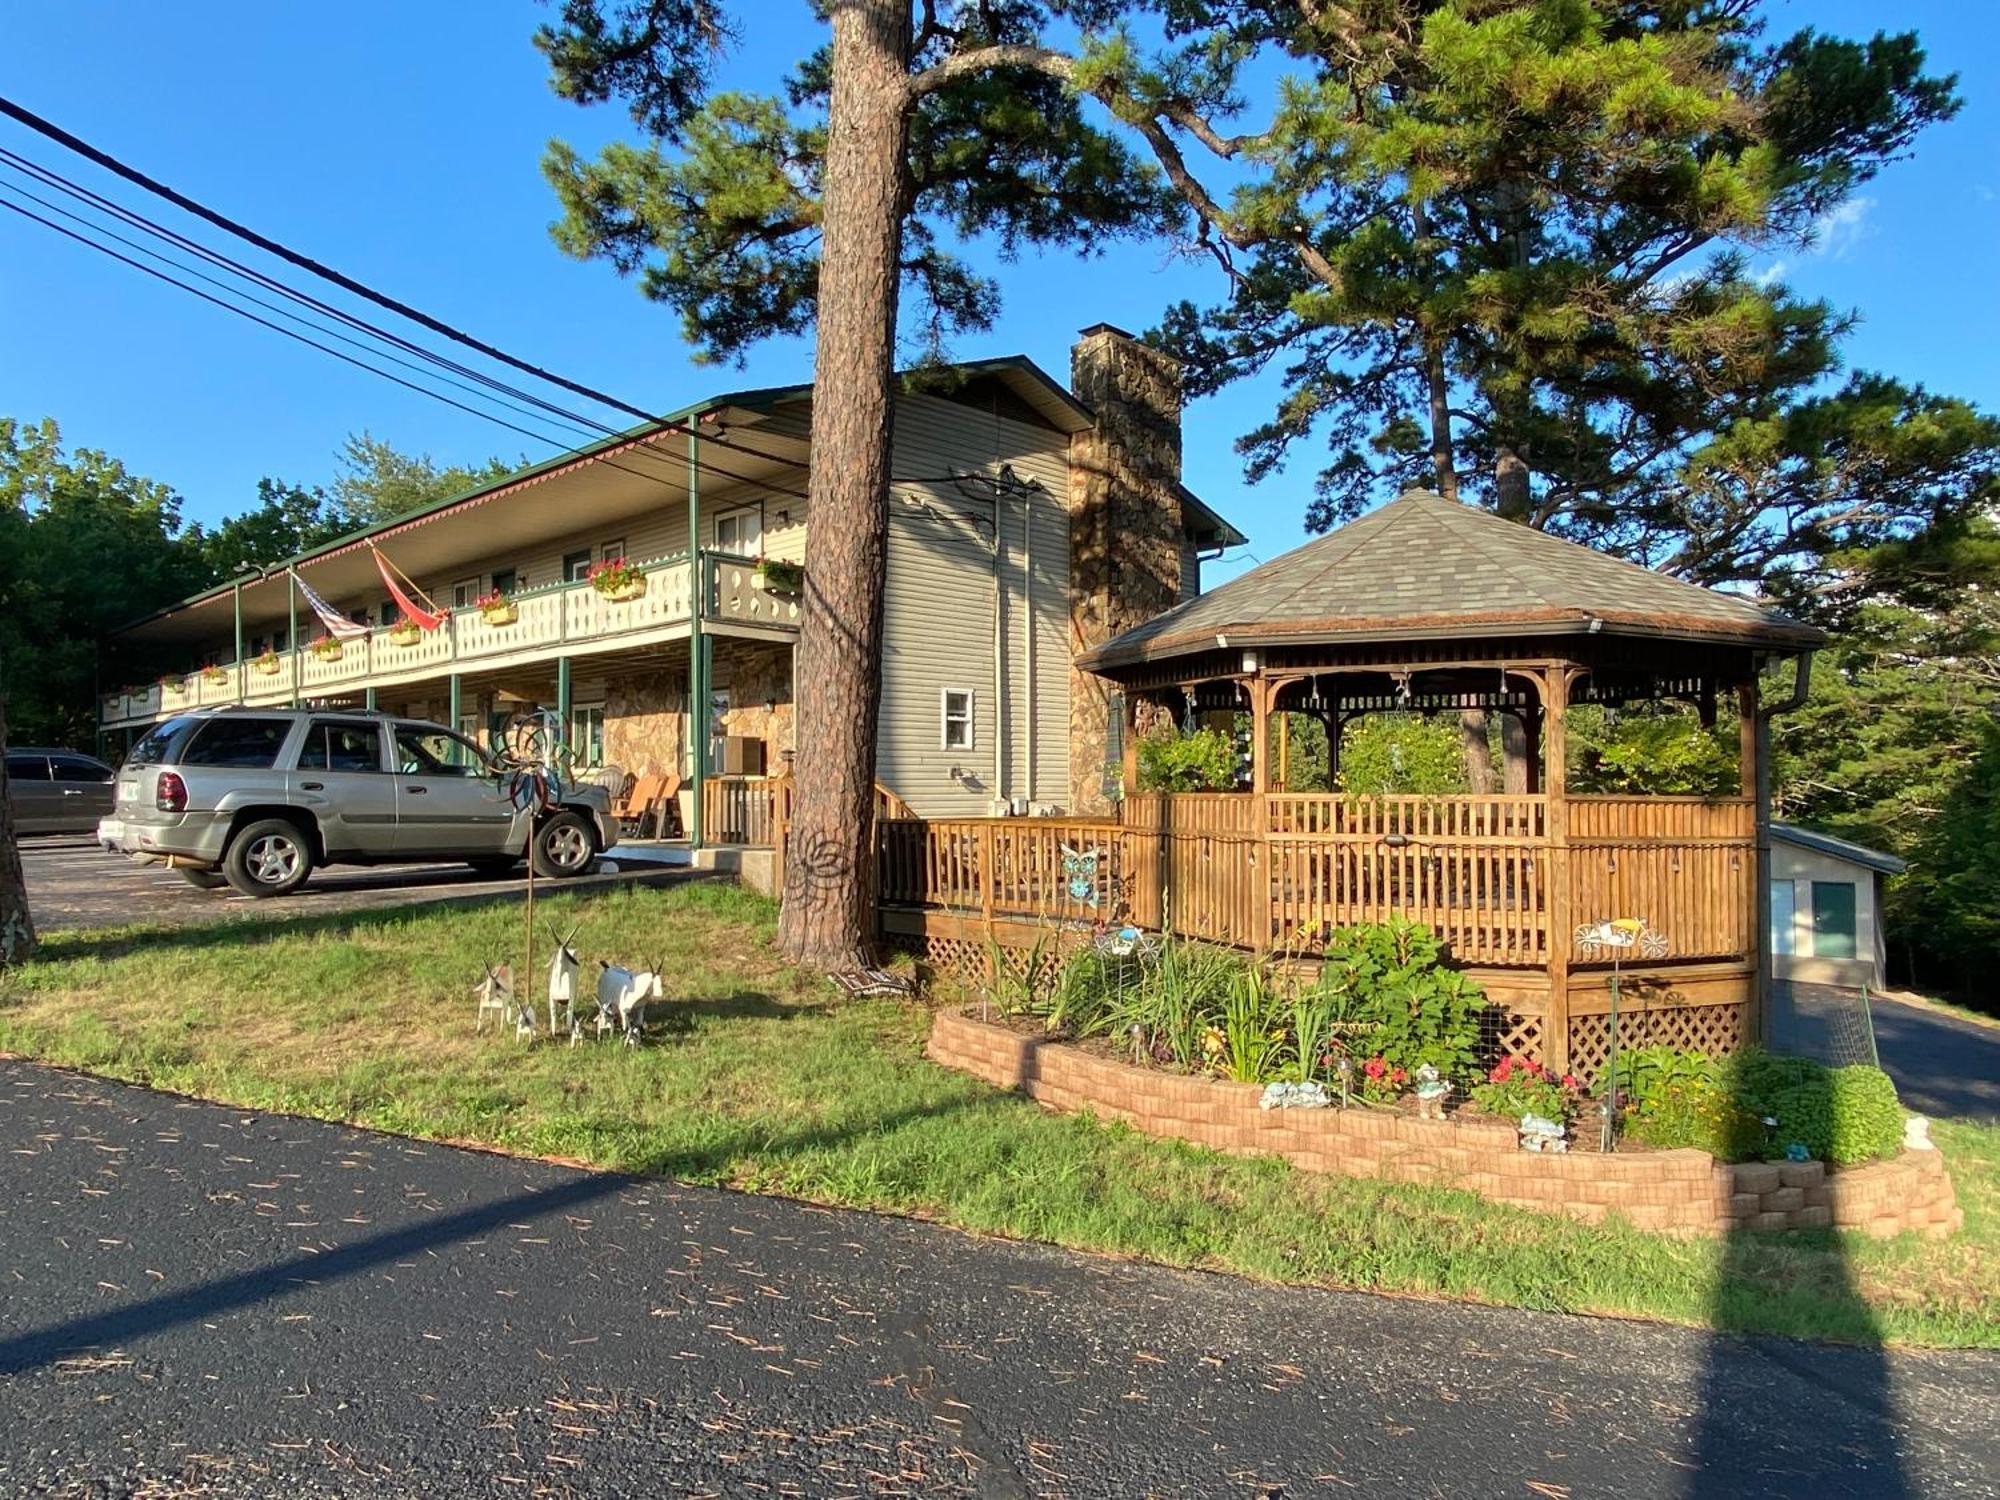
(1470, 1056), (1582, 1123)
(1136, 727), (1237, 792)
(1623, 1077), (1765, 1160)
(1827, 1065), (1905, 1166)
(1319, 918), (1484, 1080)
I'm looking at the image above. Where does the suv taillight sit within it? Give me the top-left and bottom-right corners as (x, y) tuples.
(156, 772), (187, 812)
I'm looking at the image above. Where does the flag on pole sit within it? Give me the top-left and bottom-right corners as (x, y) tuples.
(290, 569), (370, 640)
(370, 545), (446, 631)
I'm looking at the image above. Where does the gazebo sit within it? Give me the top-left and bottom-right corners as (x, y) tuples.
(1068, 489), (1824, 1075)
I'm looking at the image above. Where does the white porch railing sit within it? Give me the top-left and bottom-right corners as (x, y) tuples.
(105, 552), (803, 726)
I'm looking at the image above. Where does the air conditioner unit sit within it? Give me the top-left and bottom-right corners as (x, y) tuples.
(1029, 802), (1063, 818)
(988, 797), (1014, 817)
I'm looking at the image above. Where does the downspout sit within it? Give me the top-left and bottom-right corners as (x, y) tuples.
(1022, 484), (1034, 807)
(232, 578), (244, 703)
(1754, 651), (1813, 1036)
(687, 424), (705, 850)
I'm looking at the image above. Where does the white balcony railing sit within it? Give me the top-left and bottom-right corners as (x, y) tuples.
(104, 552), (803, 725)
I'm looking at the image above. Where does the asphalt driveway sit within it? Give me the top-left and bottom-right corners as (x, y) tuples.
(17, 833), (690, 934)
(1, 1059), (1994, 1499)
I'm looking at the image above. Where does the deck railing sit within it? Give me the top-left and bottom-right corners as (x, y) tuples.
(102, 551), (802, 727)
(874, 791), (1755, 970)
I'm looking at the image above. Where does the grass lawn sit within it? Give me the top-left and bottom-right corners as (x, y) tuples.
(3, 879), (1995, 1348)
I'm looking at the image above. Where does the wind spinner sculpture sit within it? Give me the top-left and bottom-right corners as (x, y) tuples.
(1573, 917), (1672, 1152)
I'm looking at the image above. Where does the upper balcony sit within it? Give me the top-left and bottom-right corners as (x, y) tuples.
(102, 551), (799, 728)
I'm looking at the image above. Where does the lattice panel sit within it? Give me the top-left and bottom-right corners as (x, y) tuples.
(1567, 1002), (1746, 1086)
(1480, 1009), (1545, 1070)
(920, 935), (990, 987)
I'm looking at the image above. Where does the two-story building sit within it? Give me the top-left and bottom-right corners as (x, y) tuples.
(98, 326), (1241, 838)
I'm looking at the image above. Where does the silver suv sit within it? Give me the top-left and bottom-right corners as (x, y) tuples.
(105, 708), (618, 897)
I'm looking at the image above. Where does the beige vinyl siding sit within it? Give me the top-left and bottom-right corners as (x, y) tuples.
(877, 393), (1071, 818)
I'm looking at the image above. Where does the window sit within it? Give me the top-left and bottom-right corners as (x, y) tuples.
(941, 688), (975, 751)
(297, 720), (384, 774)
(182, 716), (293, 769)
(563, 549), (594, 583)
(452, 577), (482, 609)
(380, 600), (401, 628)
(127, 717), (202, 766)
(49, 755), (112, 784)
(5, 753), (50, 782)
(458, 712), (482, 746)
(713, 507), (762, 556)
(1810, 881), (1858, 961)
(490, 568), (518, 597)
(393, 724), (486, 778)
(570, 703), (605, 767)
(600, 539), (626, 563)
(1769, 879), (1796, 957)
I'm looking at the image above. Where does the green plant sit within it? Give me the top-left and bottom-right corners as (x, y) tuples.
(1286, 992), (1335, 1085)
(1623, 1077), (1765, 1160)
(1828, 1066), (1906, 1166)
(987, 929), (1057, 1018)
(1621, 1046), (1719, 1114)
(1469, 1055), (1581, 1123)
(1136, 727), (1236, 792)
(1219, 968), (1283, 1083)
(1320, 919), (1484, 1080)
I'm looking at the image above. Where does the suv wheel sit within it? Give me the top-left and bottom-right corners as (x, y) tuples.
(176, 867), (229, 890)
(223, 818), (315, 898)
(531, 811), (596, 879)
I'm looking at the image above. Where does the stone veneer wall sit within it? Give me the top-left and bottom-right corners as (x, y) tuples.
(1067, 326), (1186, 815)
(600, 640), (794, 782)
(927, 1010), (1960, 1239)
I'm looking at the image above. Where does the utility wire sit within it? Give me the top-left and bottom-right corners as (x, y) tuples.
(0, 93), (661, 425)
(0, 155), (815, 504)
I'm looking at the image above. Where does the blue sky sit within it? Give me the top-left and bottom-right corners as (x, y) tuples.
(2, 1), (1994, 587)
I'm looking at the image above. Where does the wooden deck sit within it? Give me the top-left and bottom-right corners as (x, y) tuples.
(873, 791), (1758, 1076)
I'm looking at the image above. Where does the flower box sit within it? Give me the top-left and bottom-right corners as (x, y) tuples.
(755, 558), (804, 595)
(255, 651), (285, 674)
(200, 665), (231, 685)
(587, 557), (646, 602)
(388, 621), (423, 648)
(157, 674), (188, 694)
(309, 639), (344, 662)
(474, 590), (518, 626)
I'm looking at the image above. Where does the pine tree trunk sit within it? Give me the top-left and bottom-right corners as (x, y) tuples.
(1460, 708), (1494, 794)
(0, 697), (38, 970)
(774, 0), (910, 970)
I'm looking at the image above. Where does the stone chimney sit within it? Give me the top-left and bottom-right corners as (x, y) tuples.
(1067, 324), (1186, 813)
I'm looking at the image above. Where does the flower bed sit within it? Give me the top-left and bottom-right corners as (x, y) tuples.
(927, 1008), (1961, 1238)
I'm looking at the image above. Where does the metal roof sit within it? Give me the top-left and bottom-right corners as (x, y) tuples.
(1079, 489), (1823, 670)
(1770, 822), (1907, 875)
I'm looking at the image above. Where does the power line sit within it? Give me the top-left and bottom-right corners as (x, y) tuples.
(0, 152), (816, 504)
(0, 92), (662, 426)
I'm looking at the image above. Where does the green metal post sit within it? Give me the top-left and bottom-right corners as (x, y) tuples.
(232, 579), (244, 702)
(364, 687), (377, 711)
(286, 570), (300, 708)
(448, 674), (461, 733)
(688, 425), (705, 849)
(557, 655), (573, 752)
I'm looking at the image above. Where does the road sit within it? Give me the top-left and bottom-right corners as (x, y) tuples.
(1, 1061), (1993, 1499)
(17, 833), (690, 934)
(1872, 997), (2000, 1125)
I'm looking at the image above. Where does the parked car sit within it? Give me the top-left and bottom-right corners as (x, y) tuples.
(6, 747), (116, 834)
(103, 708), (618, 897)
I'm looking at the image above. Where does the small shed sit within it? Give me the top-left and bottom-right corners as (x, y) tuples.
(1769, 823), (1905, 990)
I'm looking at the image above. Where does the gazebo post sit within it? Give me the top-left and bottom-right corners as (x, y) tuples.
(1543, 664), (1573, 1076)
(1249, 674), (1273, 795)
(1739, 676), (1763, 1046)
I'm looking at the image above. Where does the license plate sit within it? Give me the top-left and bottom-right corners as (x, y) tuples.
(97, 817), (124, 845)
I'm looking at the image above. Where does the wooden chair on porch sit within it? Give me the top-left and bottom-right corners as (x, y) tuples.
(653, 775), (685, 839)
(613, 773), (665, 837)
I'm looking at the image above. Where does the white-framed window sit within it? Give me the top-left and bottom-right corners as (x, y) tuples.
(600, 538), (626, 564)
(570, 702), (606, 767)
(713, 506), (763, 557)
(452, 576), (481, 608)
(941, 688), (975, 751)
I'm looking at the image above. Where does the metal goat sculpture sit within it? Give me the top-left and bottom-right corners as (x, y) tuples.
(547, 924), (583, 1039)
(473, 963), (514, 1034)
(594, 959), (664, 1046)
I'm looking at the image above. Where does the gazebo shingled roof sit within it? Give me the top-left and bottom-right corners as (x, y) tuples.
(1077, 489), (1822, 670)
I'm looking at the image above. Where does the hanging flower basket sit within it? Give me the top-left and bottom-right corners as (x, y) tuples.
(474, 589), (518, 626)
(754, 557), (804, 596)
(309, 637), (344, 662)
(157, 673), (188, 693)
(388, 620), (424, 648)
(200, 664), (231, 685)
(588, 557), (646, 602)
(254, 649), (284, 674)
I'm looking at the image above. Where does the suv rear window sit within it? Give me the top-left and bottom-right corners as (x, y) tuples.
(127, 717), (203, 766)
(182, 717), (294, 769)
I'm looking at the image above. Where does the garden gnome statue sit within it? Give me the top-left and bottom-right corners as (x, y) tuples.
(1413, 1063), (1452, 1120)
(1519, 1112), (1567, 1153)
